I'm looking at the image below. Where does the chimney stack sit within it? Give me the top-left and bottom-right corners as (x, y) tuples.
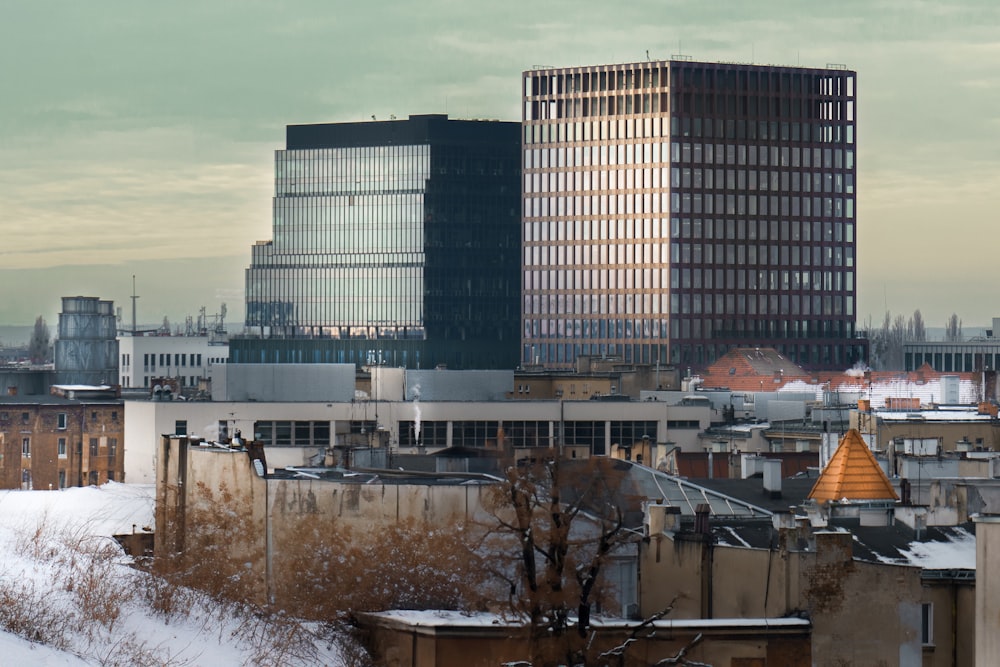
(694, 503), (711, 534)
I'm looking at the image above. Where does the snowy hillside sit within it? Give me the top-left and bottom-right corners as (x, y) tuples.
(0, 483), (351, 666)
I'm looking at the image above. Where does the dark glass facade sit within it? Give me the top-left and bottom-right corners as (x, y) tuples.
(521, 61), (866, 371)
(236, 114), (521, 369)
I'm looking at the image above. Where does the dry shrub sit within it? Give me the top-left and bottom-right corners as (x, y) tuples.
(13, 510), (61, 562)
(0, 579), (72, 649)
(154, 481), (263, 606)
(272, 516), (491, 620)
(233, 610), (327, 667)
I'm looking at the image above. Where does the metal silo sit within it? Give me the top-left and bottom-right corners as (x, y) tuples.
(54, 296), (119, 386)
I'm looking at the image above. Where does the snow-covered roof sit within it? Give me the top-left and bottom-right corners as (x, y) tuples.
(876, 409), (990, 422)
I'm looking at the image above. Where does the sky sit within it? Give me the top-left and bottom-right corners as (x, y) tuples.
(1, 0), (998, 332)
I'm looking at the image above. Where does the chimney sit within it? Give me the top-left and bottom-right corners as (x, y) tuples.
(694, 503), (711, 534)
(647, 503), (666, 536)
(900, 478), (912, 505)
(762, 459), (782, 499)
(647, 503), (682, 535)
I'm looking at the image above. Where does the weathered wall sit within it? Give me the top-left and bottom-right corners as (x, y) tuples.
(804, 532), (923, 666)
(975, 515), (1000, 666)
(155, 436), (492, 610)
(639, 528), (929, 667)
(362, 616), (810, 667)
(155, 436), (269, 604)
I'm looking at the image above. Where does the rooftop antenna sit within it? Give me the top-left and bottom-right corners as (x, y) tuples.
(130, 275), (139, 335)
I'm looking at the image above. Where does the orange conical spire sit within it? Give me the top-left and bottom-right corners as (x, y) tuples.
(808, 429), (898, 503)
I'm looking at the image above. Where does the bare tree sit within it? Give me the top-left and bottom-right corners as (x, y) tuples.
(910, 309), (926, 342)
(28, 316), (51, 364)
(480, 457), (637, 666)
(945, 313), (963, 342)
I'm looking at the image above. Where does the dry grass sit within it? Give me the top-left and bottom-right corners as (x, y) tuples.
(1, 509), (348, 666)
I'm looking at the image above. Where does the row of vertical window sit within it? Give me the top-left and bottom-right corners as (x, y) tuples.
(671, 292), (855, 317)
(21, 436), (117, 459)
(524, 293), (662, 317)
(275, 146), (430, 197)
(142, 353), (203, 371)
(526, 94), (854, 130)
(670, 267), (854, 292)
(399, 417), (656, 455)
(273, 195), (424, 255)
(523, 115), (853, 146)
(523, 342), (663, 366)
(526, 66), (852, 99)
(672, 243), (854, 268)
(524, 318), (668, 339)
(521, 312), (855, 342)
(522, 191), (853, 219)
(523, 239), (852, 268)
(246, 266), (424, 327)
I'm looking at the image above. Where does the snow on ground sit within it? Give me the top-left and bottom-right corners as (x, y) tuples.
(0, 483), (347, 666)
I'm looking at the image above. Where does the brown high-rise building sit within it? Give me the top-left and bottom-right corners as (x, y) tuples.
(521, 60), (864, 371)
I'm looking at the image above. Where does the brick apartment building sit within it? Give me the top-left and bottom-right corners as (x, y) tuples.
(0, 387), (124, 490)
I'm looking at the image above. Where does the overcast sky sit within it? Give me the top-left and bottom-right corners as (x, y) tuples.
(1, 1), (998, 332)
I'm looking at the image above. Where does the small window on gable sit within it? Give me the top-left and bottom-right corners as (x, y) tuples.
(57, 413), (67, 430)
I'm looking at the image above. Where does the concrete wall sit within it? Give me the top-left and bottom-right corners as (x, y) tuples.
(639, 526), (928, 666)
(361, 614), (810, 667)
(975, 515), (1000, 666)
(155, 436), (492, 609)
(213, 363), (355, 402)
(403, 369), (513, 402)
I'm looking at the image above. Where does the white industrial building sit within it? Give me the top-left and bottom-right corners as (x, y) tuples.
(118, 334), (229, 389)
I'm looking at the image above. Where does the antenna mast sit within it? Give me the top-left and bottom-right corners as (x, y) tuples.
(130, 275), (139, 335)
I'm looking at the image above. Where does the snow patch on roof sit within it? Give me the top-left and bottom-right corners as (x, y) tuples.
(895, 528), (976, 569)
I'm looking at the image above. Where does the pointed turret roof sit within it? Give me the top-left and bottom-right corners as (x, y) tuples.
(808, 429), (898, 503)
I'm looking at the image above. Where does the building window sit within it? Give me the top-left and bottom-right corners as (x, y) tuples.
(921, 603), (933, 646)
(21, 412), (29, 424)
(58, 470), (66, 489)
(57, 413), (67, 430)
(111, 411), (118, 422)
(109, 438), (118, 462)
(107, 471), (115, 482)
(175, 420), (188, 436)
(88, 471), (98, 486)
(21, 470), (32, 490)
(58, 438), (67, 459)
(89, 438), (99, 457)
(21, 437), (30, 458)
(91, 411), (97, 422)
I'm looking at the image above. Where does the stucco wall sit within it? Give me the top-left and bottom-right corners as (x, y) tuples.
(639, 528), (927, 667)
(975, 515), (1000, 666)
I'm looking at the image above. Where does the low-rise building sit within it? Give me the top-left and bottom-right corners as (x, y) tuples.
(118, 333), (228, 392)
(0, 385), (124, 489)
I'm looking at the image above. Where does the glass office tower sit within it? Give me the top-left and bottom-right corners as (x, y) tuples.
(521, 60), (865, 371)
(237, 114), (521, 369)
